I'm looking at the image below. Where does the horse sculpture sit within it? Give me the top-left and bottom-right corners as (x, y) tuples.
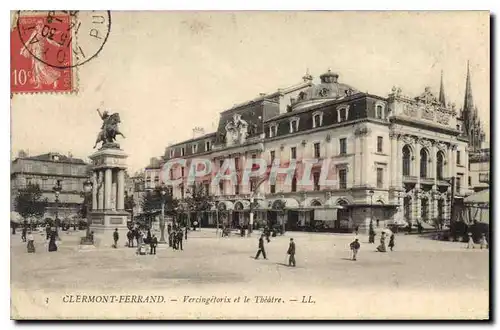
(94, 110), (126, 149)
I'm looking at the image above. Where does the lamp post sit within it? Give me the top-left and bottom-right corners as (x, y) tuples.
(81, 178), (94, 244)
(159, 186), (167, 244)
(52, 180), (62, 239)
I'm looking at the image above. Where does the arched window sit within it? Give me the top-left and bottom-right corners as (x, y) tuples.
(420, 149), (428, 178)
(376, 105), (383, 119)
(402, 145), (412, 176)
(436, 151), (445, 180)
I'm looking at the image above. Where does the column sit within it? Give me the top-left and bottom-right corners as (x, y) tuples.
(111, 170), (117, 210)
(397, 138), (403, 189)
(92, 171), (97, 211)
(414, 140), (421, 182)
(98, 170), (104, 210)
(431, 141), (437, 184)
(117, 169), (125, 210)
(390, 133), (398, 188)
(447, 145), (454, 178)
(104, 168), (112, 210)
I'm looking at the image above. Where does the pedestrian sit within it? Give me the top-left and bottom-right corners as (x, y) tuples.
(368, 222), (376, 244)
(45, 224), (51, 240)
(287, 238), (296, 267)
(388, 233), (395, 251)
(467, 232), (475, 249)
(376, 232), (387, 252)
(479, 233), (488, 249)
(350, 238), (361, 261)
(177, 229), (184, 251)
(27, 232), (35, 253)
(127, 230), (134, 247)
(254, 234), (267, 260)
(264, 226), (271, 243)
(376, 219), (380, 228)
(21, 226), (27, 242)
(354, 226), (359, 236)
(48, 231), (58, 252)
(184, 226), (188, 240)
(150, 234), (158, 255)
(113, 228), (119, 248)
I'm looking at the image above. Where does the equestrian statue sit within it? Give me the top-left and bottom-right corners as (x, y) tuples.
(93, 108), (126, 149)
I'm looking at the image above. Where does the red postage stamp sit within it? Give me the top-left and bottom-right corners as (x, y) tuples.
(11, 13), (74, 93)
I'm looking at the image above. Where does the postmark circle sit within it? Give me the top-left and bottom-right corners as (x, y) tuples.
(16, 10), (111, 69)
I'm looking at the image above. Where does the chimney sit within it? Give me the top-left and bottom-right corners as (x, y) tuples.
(192, 127), (205, 139)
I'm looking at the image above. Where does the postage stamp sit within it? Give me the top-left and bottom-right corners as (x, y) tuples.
(11, 11), (111, 94)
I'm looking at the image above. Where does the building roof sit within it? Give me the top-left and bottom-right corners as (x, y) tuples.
(167, 132), (217, 149)
(15, 152), (87, 165)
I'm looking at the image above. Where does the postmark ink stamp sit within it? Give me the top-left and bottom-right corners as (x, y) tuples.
(11, 10), (111, 94)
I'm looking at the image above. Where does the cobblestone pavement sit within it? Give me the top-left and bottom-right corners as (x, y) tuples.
(11, 229), (489, 319)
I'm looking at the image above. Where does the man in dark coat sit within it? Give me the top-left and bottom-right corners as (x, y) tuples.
(177, 229), (184, 251)
(113, 228), (119, 248)
(287, 238), (296, 267)
(21, 226), (27, 243)
(254, 234), (267, 260)
(150, 234), (158, 255)
(127, 230), (134, 247)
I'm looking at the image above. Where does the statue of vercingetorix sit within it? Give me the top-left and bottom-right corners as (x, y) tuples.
(94, 108), (126, 149)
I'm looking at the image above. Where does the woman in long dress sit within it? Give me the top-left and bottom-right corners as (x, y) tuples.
(27, 232), (35, 253)
(20, 21), (63, 89)
(376, 232), (387, 252)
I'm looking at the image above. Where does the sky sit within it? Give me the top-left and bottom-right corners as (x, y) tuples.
(11, 11), (490, 173)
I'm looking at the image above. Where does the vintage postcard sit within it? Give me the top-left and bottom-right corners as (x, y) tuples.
(10, 11), (490, 320)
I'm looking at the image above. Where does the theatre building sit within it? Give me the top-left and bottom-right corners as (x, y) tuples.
(163, 67), (477, 232)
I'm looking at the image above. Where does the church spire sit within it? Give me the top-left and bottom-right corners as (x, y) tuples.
(438, 70), (446, 106)
(463, 61), (474, 130)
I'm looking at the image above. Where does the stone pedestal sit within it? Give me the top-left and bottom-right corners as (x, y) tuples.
(88, 145), (129, 233)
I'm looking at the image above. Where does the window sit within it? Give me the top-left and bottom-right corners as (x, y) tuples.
(42, 165), (48, 173)
(337, 106), (350, 122)
(270, 184), (276, 194)
(420, 149), (428, 178)
(170, 149), (174, 158)
(26, 177), (32, 186)
(402, 145), (411, 176)
(421, 198), (429, 221)
(25, 163), (33, 172)
(235, 184), (239, 195)
(339, 138), (347, 155)
(376, 168), (384, 188)
(377, 136), (383, 153)
(468, 176), (471, 186)
(181, 147), (185, 157)
(181, 185), (185, 198)
(290, 118), (299, 133)
(234, 157), (240, 170)
(219, 159), (224, 168)
(291, 147), (297, 160)
(154, 175), (159, 183)
(314, 143), (321, 158)
(219, 181), (224, 195)
(270, 150), (275, 164)
(436, 152), (445, 180)
(269, 124), (278, 138)
(205, 141), (211, 151)
(42, 178), (48, 190)
(338, 169), (347, 189)
(456, 150), (461, 165)
(404, 197), (411, 221)
(291, 176), (297, 192)
(192, 144), (198, 154)
(376, 105), (383, 119)
(313, 172), (320, 191)
(181, 167), (185, 177)
(250, 179), (256, 193)
(456, 176), (461, 193)
(169, 168), (174, 180)
(312, 112), (323, 128)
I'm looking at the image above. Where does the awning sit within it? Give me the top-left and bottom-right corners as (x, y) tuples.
(217, 200), (234, 211)
(270, 198), (300, 210)
(234, 200), (251, 211)
(464, 189), (489, 206)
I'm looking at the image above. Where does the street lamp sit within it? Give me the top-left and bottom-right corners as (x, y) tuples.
(52, 180), (62, 239)
(159, 185), (167, 244)
(80, 178), (94, 244)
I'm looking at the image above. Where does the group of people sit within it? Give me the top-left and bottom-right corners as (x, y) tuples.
(167, 223), (187, 251)
(467, 232), (488, 249)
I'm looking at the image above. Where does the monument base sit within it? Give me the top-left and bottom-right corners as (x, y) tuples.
(89, 210), (130, 233)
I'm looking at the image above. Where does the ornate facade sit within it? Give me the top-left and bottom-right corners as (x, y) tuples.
(159, 67), (479, 232)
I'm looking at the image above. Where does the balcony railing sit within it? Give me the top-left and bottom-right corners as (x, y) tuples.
(402, 175), (418, 183)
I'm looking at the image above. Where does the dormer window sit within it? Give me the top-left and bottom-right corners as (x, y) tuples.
(181, 147), (185, 157)
(337, 105), (349, 123)
(312, 111), (323, 128)
(289, 117), (300, 133)
(375, 102), (386, 119)
(169, 149), (174, 158)
(192, 144), (198, 154)
(269, 124), (278, 138)
(298, 91), (307, 101)
(205, 141), (211, 151)
(52, 155), (59, 161)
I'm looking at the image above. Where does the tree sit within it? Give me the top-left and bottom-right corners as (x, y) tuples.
(124, 193), (136, 221)
(184, 183), (213, 228)
(14, 183), (48, 222)
(141, 187), (178, 225)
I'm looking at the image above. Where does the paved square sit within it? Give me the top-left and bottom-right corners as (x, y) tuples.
(11, 229), (489, 319)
